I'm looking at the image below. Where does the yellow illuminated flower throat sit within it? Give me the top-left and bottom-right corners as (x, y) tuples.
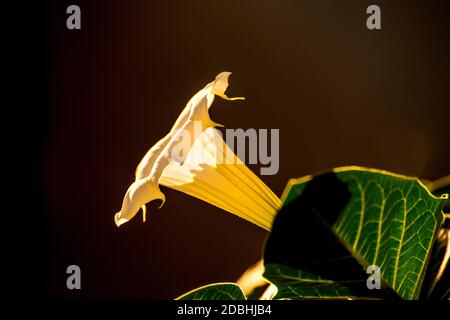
(114, 72), (281, 230)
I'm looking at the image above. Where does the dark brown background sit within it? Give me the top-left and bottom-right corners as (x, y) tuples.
(40, 0), (449, 299)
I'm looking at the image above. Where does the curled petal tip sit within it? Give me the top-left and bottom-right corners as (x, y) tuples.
(114, 212), (129, 227)
(157, 194), (166, 209)
(213, 71), (245, 101)
(212, 72), (232, 97)
(115, 178), (167, 227)
(153, 190), (166, 209)
(214, 92), (245, 101)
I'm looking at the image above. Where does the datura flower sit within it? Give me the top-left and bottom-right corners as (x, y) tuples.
(114, 72), (281, 230)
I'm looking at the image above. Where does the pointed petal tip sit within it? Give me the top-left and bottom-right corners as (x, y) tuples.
(205, 118), (224, 128)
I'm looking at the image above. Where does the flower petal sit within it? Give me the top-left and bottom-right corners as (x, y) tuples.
(115, 72), (271, 228)
(116, 72), (243, 227)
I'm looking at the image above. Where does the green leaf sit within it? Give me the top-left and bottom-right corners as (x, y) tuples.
(264, 167), (447, 300)
(428, 175), (450, 214)
(421, 175), (450, 300)
(421, 228), (450, 300)
(264, 264), (355, 299)
(176, 283), (246, 300)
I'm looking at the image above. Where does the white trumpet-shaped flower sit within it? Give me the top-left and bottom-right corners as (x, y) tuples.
(115, 72), (281, 229)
